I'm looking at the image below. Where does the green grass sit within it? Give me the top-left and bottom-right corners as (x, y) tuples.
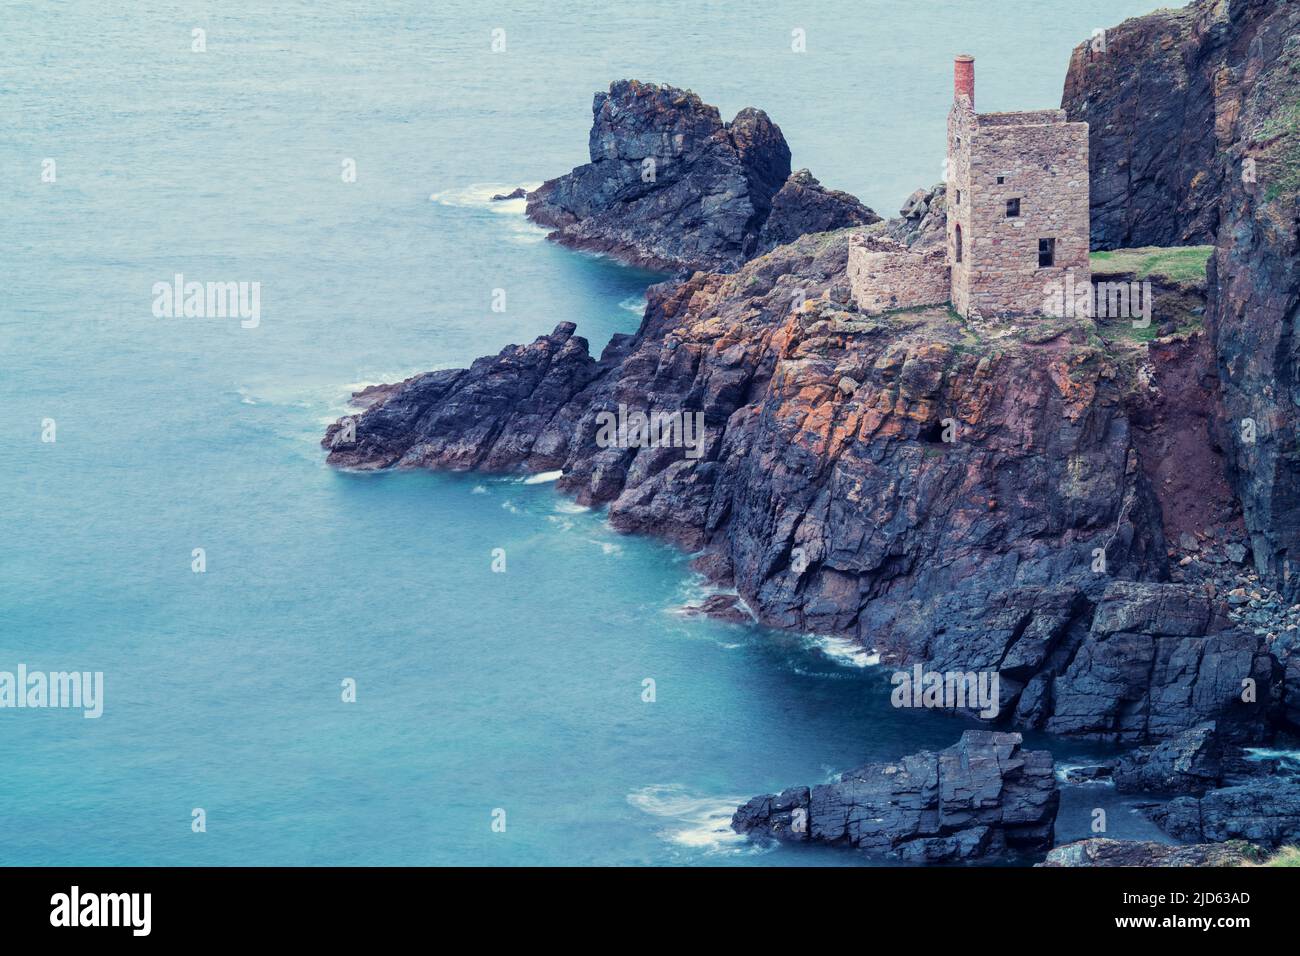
(1261, 846), (1300, 867)
(1253, 79), (1300, 204)
(1107, 320), (1160, 344)
(1090, 246), (1213, 284)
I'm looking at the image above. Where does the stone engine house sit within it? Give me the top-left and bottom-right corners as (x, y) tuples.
(850, 56), (1090, 318)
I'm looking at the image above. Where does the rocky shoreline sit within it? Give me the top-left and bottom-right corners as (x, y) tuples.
(325, 0), (1300, 864)
(732, 731), (1058, 863)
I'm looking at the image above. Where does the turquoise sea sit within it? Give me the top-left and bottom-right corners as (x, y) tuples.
(2, 1), (1177, 865)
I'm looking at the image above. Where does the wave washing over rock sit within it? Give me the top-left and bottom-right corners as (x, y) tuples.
(325, 0), (1300, 864)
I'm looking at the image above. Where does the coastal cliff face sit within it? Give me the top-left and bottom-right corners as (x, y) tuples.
(321, 15), (1300, 861)
(1065, 0), (1300, 601)
(525, 81), (877, 272)
(325, 220), (1279, 743)
(1207, 2), (1300, 602)
(1061, 2), (1223, 250)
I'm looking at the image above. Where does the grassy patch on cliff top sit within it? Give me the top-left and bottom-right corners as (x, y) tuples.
(1260, 846), (1300, 867)
(1090, 246), (1213, 284)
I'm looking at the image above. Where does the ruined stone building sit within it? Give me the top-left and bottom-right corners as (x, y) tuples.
(850, 56), (1090, 318)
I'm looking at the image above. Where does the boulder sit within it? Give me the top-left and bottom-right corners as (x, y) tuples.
(757, 169), (880, 253)
(1150, 778), (1300, 848)
(732, 731), (1058, 862)
(1112, 721), (1222, 794)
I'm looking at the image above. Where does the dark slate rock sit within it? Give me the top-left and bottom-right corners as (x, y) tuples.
(1112, 721), (1222, 794)
(1045, 583), (1277, 744)
(525, 80), (792, 273)
(1150, 778), (1300, 848)
(1039, 838), (1264, 867)
(756, 169), (880, 253)
(732, 731), (1058, 862)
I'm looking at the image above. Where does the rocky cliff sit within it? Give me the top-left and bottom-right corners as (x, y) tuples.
(325, 217), (1281, 745)
(525, 80), (876, 273)
(757, 169), (881, 253)
(324, 9), (1300, 861)
(1062, 2), (1223, 249)
(1065, 0), (1300, 604)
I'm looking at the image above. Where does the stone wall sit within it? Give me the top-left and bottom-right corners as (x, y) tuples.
(948, 100), (976, 316)
(848, 235), (950, 314)
(948, 103), (1091, 317)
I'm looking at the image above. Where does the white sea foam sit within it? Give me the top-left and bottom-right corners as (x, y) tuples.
(428, 183), (548, 245)
(806, 633), (878, 668)
(667, 579), (757, 626)
(554, 500), (590, 514)
(428, 182), (540, 211)
(1054, 764), (1115, 785)
(1244, 747), (1300, 768)
(619, 294), (647, 315)
(522, 470), (563, 485)
(626, 785), (766, 854)
(471, 485), (487, 495)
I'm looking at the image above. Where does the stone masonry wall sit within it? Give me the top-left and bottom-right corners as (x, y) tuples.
(948, 101), (975, 316)
(849, 236), (950, 314)
(949, 106), (1090, 317)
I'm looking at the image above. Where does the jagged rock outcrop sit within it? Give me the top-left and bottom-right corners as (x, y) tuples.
(731, 731), (1058, 862)
(1151, 777), (1300, 848)
(324, 321), (601, 472)
(757, 169), (880, 253)
(884, 184), (948, 251)
(1112, 721), (1223, 794)
(524, 81), (880, 273)
(525, 80), (792, 272)
(1040, 837), (1263, 867)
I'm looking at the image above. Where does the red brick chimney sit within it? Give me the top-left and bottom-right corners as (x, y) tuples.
(954, 55), (975, 108)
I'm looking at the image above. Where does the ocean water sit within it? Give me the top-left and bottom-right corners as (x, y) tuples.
(1, 0), (1176, 865)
